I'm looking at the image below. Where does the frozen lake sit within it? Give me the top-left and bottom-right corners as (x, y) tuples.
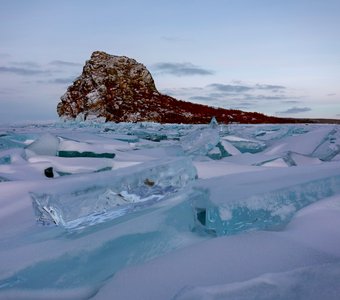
(0, 120), (340, 299)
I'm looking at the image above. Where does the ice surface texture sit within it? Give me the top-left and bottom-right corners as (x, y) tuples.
(1, 121), (340, 299)
(31, 157), (197, 229)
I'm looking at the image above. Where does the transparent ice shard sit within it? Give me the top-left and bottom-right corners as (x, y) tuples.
(220, 139), (241, 156)
(58, 139), (115, 158)
(223, 135), (266, 154)
(2, 188), (197, 292)
(130, 129), (168, 142)
(0, 136), (25, 150)
(181, 127), (220, 156)
(101, 131), (139, 143)
(253, 151), (322, 168)
(207, 146), (222, 160)
(58, 150), (115, 158)
(28, 155), (114, 176)
(30, 157), (197, 229)
(0, 176), (9, 182)
(191, 169), (340, 236)
(209, 116), (218, 129)
(207, 142), (233, 160)
(0, 155), (11, 165)
(25, 133), (60, 156)
(312, 128), (340, 161)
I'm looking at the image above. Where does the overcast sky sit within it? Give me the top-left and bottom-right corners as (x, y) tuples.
(1, 0), (339, 122)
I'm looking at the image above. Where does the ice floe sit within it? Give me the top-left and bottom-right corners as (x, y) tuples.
(0, 121), (339, 299)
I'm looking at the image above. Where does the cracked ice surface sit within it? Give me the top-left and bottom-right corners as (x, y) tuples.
(0, 121), (340, 299)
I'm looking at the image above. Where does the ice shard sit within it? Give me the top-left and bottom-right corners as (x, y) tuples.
(58, 138), (116, 158)
(207, 146), (222, 160)
(0, 136), (25, 150)
(191, 164), (340, 236)
(25, 133), (60, 157)
(2, 187), (197, 292)
(0, 176), (9, 182)
(181, 127), (220, 156)
(220, 139), (241, 156)
(312, 128), (340, 161)
(30, 157), (197, 229)
(209, 116), (218, 129)
(223, 135), (266, 154)
(130, 129), (168, 142)
(28, 155), (114, 176)
(0, 154), (11, 165)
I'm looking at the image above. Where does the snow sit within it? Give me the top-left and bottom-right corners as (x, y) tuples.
(0, 121), (340, 299)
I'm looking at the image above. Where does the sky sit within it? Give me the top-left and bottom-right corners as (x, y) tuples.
(0, 0), (339, 122)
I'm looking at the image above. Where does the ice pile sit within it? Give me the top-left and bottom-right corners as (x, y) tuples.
(0, 121), (340, 299)
(180, 120), (236, 159)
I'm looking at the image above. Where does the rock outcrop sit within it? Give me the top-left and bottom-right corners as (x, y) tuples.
(57, 51), (295, 124)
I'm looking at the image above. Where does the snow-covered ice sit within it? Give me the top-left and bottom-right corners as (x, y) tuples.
(0, 121), (340, 299)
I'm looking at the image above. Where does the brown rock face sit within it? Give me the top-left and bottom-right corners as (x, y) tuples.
(57, 51), (160, 122)
(57, 51), (296, 124)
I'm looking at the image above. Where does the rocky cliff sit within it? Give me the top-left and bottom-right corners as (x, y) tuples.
(57, 51), (297, 124)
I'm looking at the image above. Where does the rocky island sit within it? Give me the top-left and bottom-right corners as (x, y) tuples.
(57, 51), (339, 124)
(57, 51), (287, 123)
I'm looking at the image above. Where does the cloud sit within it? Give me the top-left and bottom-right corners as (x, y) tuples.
(208, 92), (240, 98)
(162, 82), (299, 110)
(208, 83), (287, 94)
(277, 106), (312, 114)
(208, 83), (253, 93)
(10, 61), (41, 68)
(0, 60), (80, 78)
(243, 94), (288, 101)
(204, 83), (299, 104)
(238, 102), (254, 107)
(50, 77), (76, 84)
(35, 75), (77, 85)
(152, 62), (214, 76)
(189, 96), (216, 101)
(0, 66), (50, 76)
(327, 93), (336, 97)
(283, 100), (299, 104)
(255, 84), (286, 90)
(49, 60), (82, 67)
